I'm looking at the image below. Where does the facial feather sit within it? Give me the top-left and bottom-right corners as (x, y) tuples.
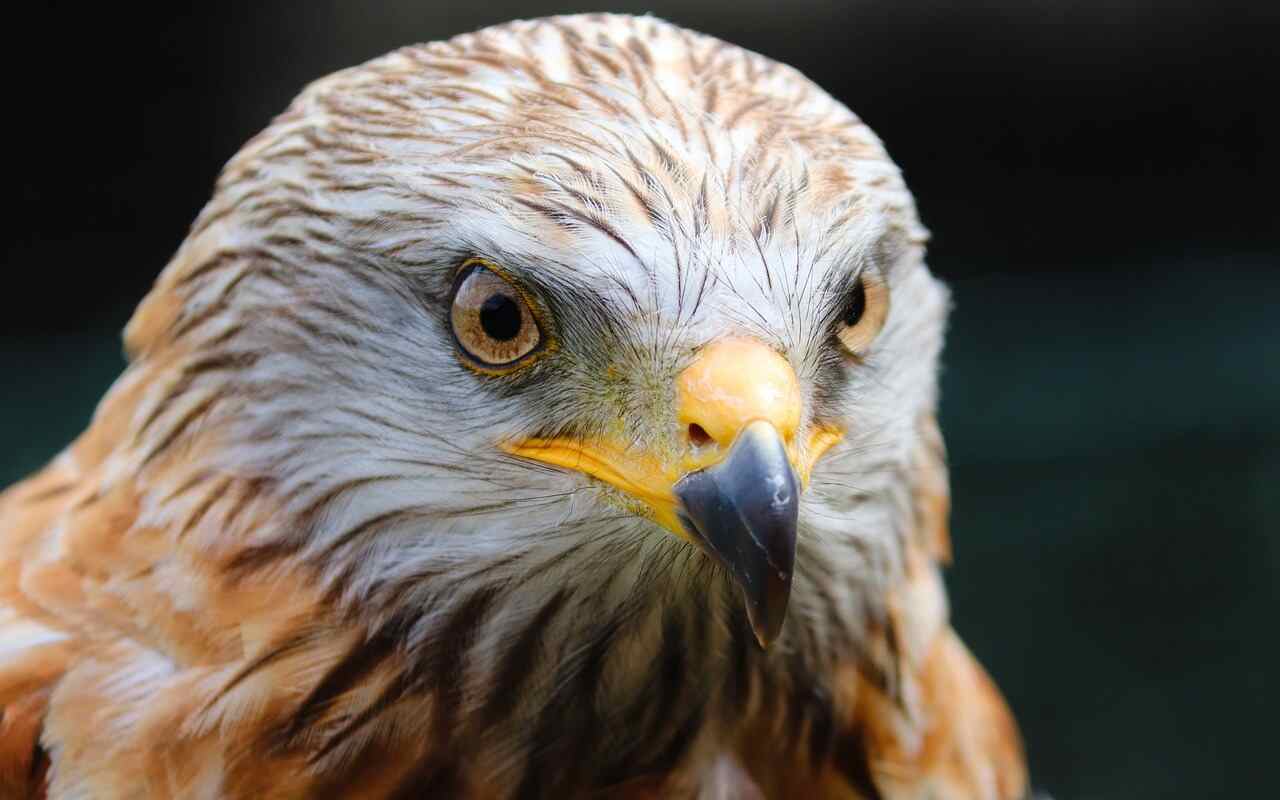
(0, 13), (1027, 800)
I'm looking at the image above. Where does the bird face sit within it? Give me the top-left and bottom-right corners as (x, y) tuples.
(0, 20), (1030, 796)
(146, 17), (949, 672)
(475, 252), (882, 647)
(323, 161), (942, 651)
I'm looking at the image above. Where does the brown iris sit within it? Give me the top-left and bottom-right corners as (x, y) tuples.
(835, 275), (890, 356)
(450, 261), (543, 371)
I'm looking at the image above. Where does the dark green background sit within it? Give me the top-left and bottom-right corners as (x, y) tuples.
(3, 3), (1276, 797)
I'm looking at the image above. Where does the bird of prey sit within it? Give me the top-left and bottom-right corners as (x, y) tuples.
(0, 13), (1028, 800)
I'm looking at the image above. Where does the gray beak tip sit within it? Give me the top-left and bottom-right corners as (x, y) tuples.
(744, 553), (792, 649)
(675, 421), (800, 649)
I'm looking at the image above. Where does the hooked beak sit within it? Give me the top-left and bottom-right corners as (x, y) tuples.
(502, 337), (842, 649)
(675, 420), (799, 648)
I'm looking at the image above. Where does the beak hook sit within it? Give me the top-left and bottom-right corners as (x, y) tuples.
(674, 420), (800, 648)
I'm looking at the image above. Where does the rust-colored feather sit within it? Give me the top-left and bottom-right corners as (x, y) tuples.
(737, 415), (1026, 799)
(0, 13), (1026, 798)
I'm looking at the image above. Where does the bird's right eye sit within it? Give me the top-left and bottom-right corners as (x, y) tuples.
(834, 275), (890, 357)
(449, 260), (546, 373)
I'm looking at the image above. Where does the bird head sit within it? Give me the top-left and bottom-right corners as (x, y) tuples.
(124, 15), (949, 664)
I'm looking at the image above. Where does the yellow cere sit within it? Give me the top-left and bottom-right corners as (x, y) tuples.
(501, 337), (845, 541)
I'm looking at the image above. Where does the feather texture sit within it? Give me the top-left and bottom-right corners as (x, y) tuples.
(0, 14), (1025, 799)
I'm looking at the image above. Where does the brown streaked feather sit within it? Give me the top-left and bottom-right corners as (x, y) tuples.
(912, 413), (953, 565)
(0, 415), (374, 797)
(855, 627), (1027, 800)
(0, 690), (49, 800)
(739, 411), (1025, 799)
(842, 416), (1024, 799)
(0, 12), (1021, 798)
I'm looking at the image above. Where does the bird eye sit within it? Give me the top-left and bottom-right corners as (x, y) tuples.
(835, 276), (890, 356)
(450, 261), (544, 371)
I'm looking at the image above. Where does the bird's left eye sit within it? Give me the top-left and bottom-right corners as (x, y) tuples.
(835, 275), (890, 356)
(450, 261), (544, 371)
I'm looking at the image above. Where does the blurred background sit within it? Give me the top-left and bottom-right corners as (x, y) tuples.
(3, 2), (1276, 796)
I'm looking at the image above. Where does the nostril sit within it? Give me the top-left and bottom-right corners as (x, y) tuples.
(687, 423), (713, 447)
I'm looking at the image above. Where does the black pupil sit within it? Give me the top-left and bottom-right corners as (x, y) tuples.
(480, 293), (522, 341)
(843, 280), (866, 326)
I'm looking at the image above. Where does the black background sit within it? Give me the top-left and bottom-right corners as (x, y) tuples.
(3, 3), (1277, 797)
